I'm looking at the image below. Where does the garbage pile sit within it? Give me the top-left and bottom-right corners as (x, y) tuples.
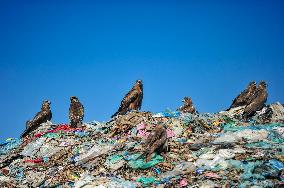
(0, 103), (284, 188)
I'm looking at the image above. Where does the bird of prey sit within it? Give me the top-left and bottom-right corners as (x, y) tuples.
(21, 100), (52, 138)
(229, 81), (257, 109)
(177, 97), (196, 114)
(69, 96), (84, 128)
(111, 80), (143, 118)
(140, 125), (168, 162)
(243, 81), (268, 119)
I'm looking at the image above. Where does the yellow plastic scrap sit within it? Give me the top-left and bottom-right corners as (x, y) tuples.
(212, 121), (222, 127)
(67, 171), (79, 181)
(118, 139), (126, 143)
(276, 155), (284, 163)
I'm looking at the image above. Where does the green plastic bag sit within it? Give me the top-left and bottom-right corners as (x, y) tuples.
(128, 153), (164, 169)
(136, 176), (156, 185)
(42, 133), (61, 138)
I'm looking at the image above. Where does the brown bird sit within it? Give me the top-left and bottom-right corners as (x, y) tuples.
(69, 96), (84, 128)
(177, 97), (196, 114)
(111, 80), (143, 118)
(229, 81), (257, 109)
(21, 100), (52, 138)
(140, 125), (168, 162)
(243, 81), (268, 119)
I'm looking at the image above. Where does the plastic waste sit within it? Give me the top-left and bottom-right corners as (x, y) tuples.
(268, 159), (284, 170)
(214, 129), (269, 143)
(0, 109), (283, 187)
(75, 144), (114, 164)
(127, 153), (164, 169)
(179, 178), (188, 187)
(0, 138), (21, 155)
(74, 173), (95, 188)
(159, 162), (196, 180)
(105, 154), (125, 170)
(21, 137), (46, 156)
(204, 172), (222, 179)
(153, 109), (180, 118)
(253, 163), (280, 179)
(136, 176), (156, 185)
(270, 102), (284, 121)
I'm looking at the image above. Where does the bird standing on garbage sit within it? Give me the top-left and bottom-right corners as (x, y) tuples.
(177, 97), (196, 114)
(21, 100), (52, 138)
(69, 96), (84, 128)
(243, 81), (268, 119)
(229, 81), (257, 109)
(140, 124), (168, 162)
(111, 80), (143, 118)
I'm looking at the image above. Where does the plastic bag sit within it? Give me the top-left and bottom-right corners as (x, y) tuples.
(127, 153), (164, 169)
(75, 144), (114, 164)
(0, 138), (21, 155)
(136, 176), (156, 185)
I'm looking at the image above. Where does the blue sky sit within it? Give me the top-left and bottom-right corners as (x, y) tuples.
(0, 0), (283, 141)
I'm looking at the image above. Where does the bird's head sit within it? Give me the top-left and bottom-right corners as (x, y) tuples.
(136, 79), (142, 84)
(259, 81), (267, 89)
(42, 100), (51, 110)
(135, 80), (143, 87)
(70, 96), (79, 102)
(248, 81), (257, 90)
(183, 97), (192, 104)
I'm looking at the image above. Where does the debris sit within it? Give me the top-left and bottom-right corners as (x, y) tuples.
(127, 153), (164, 169)
(136, 176), (156, 186)
(0, 107), (283, 187)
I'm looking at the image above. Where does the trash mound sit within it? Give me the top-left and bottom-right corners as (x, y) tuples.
(0, 105), (284, 188)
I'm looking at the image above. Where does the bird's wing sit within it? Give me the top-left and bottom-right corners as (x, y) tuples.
(78, 103), (84, 118)
(231, 90), (248, 108)
(69, 106), (73, 119)
(243, 101), (257, 117)
(21, 111), (48, 138)
(263, 91), (268, 104)
(118, 90), (140, 112)
(243, 91), (267, 118)
(31, 111), (49, 126)
(137, 90), (143, 110)
(69, 103), (84, 124)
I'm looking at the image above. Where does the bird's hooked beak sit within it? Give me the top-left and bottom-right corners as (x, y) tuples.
(70, 96), (78, 101)
(183, 97), (190, 103)
(136, 80), (142, 84)
(44, 100), (51, 105)
(259, 81), (267, 88)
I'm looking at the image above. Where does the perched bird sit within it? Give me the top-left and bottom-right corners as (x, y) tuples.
(21, 100), (52, 138)
(177, 97), (196, 114)
(243, 81), (268, 119)
(140, 125), (168, 162)
(69, 96), (84, 128)
(111, 80), (143, 118)
(229, 81), (257, 109)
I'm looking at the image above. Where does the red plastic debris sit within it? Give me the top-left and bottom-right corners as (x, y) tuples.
(24, 158), (43, 163)
(33, 124), (83, 139)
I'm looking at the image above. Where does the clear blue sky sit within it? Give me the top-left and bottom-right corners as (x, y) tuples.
(0, 0), (283, 141)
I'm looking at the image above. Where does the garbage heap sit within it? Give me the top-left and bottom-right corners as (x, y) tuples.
(0, 103), (284, 188)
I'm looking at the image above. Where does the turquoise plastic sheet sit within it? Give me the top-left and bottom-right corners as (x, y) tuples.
(127, 153), (164, 169)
